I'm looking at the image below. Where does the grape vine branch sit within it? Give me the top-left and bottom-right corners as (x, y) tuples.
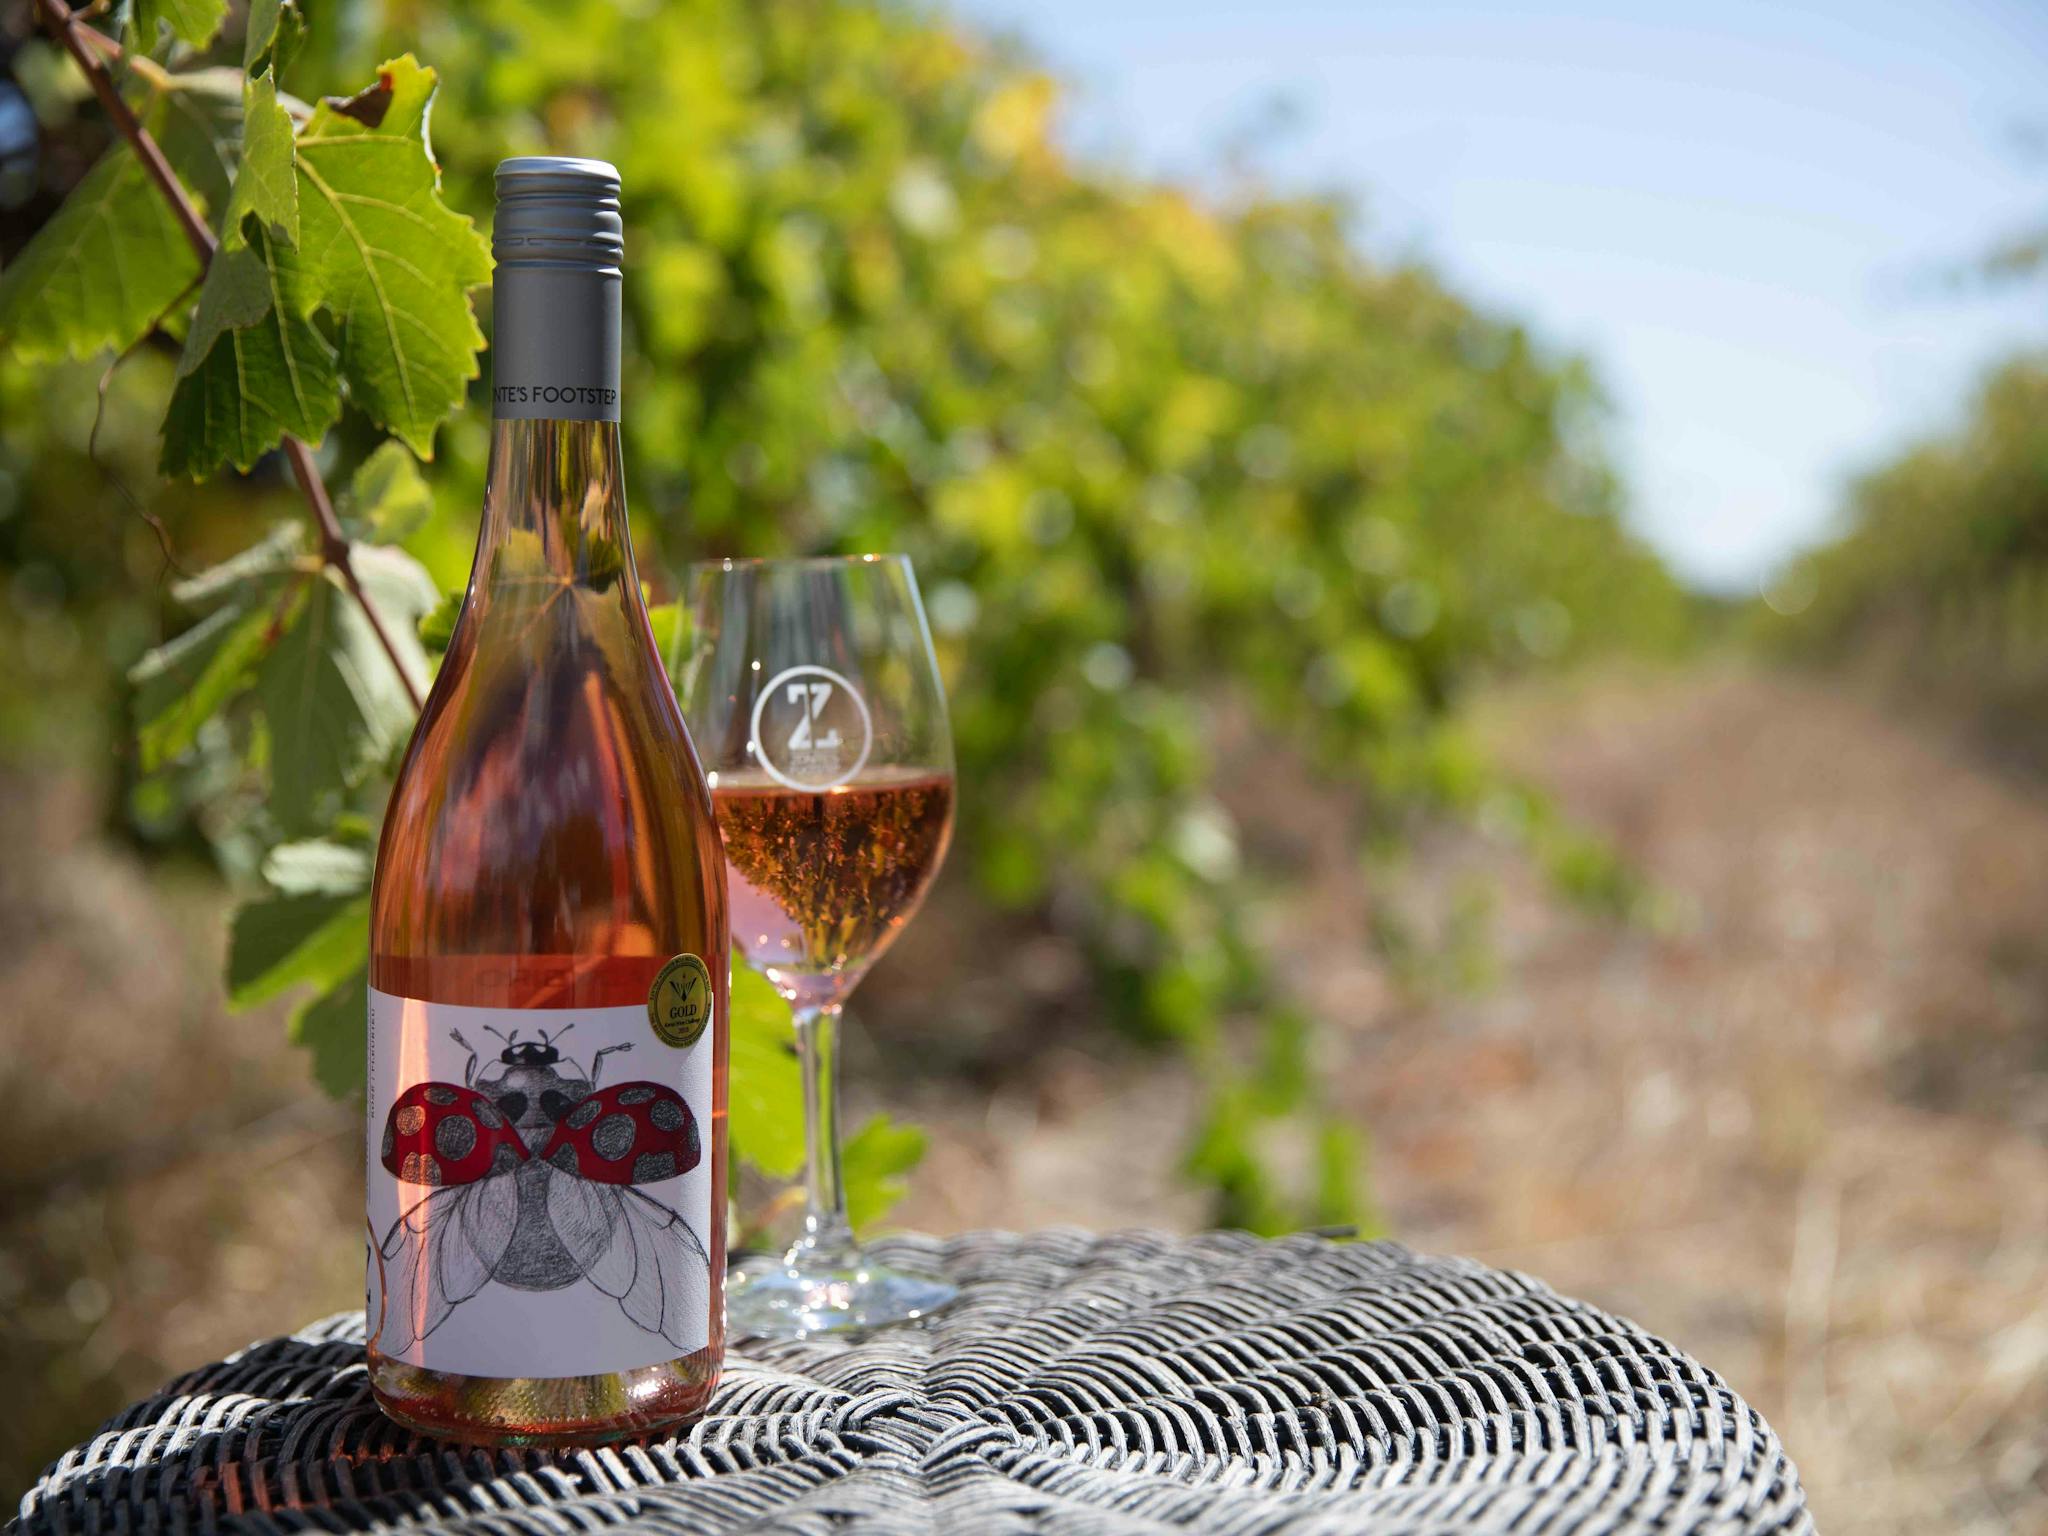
(31, 0), (426, 715)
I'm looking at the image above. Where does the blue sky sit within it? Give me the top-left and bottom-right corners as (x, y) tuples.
(948, 0), (2048, 591)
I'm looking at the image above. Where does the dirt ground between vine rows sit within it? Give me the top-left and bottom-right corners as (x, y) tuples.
(3, 664), (2043, 1532)
(883, 665), (2048, 1535)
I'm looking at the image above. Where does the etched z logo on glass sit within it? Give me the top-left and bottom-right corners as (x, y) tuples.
(785, 680), (842, 754)
(750, 664), (873, 791)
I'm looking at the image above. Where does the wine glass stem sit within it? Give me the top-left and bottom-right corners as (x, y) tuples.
(790, 1002), (857, 1266)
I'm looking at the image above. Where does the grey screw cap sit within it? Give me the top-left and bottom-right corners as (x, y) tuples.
(490, 158), (623, 420)
(493, 156), (623, 271)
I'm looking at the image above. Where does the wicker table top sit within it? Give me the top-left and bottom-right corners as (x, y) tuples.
(14, 1229), (1813, 1535)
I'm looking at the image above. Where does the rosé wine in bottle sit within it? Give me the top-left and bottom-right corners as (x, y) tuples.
(366, 158), (727, 1444)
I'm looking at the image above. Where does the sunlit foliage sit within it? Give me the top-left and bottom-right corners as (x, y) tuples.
(0, 0), (1687, 1231)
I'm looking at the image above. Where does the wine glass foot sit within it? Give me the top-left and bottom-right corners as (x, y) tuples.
(726, 1253), (958, 1340)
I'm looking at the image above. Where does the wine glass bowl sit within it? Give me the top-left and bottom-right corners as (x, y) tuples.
(716, 768), (955, 1006)
(686, 555), (957, 1337)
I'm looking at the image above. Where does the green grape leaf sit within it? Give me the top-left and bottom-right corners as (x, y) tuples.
(347, 440), (434, 543)
(132, 0), (228, 50)
(1184, 1085), (1278, 1234)
(292, 55), (490, 456)
(292, 964), (367, 1097)
(841, 1113), (928, 1232)
(225, 73), (298, 247)
(647, 603), (697, 695)
(253, 583), (362, 834)
(348, 542), (439, 697)
(244, 0), (306, 78)
(1314, 1117), (1377, 1233)
(262, 839), (372, 895)
(162, 232), (340, 478)
(131, 522), (309, 768)
(130, 602), (274, 771)
(727, 954), (803, 1179)
(169, 521), (305, 611)
(0, 150), (200, 363)
(418, 590), (464, 653)
(227, 887), (369, 1008)
(253, 561), (426, 832)
(1250, 1005), (1312, 1116)
(151, 68), (246, 213)
(177, 236), (273, 364)
(152, 68), (314, 208)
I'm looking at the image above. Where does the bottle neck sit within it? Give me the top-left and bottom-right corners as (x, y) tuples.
(473, 418), (641, 600)
(476, 240), (633, 602)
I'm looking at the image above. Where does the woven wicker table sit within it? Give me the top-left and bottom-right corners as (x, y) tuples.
(14, 1230), (1814, 1534)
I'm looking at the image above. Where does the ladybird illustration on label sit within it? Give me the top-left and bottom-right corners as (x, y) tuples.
(366, 993), (712, 1376)
(648, 953), (713, 1049)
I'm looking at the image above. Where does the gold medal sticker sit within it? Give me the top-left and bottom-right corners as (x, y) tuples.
(648, 953), (714, 1048)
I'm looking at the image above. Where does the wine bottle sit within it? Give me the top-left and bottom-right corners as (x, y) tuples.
(366, 157), (728, 1443)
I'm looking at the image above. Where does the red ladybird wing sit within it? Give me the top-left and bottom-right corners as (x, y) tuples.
(381, 1081), (529, 1187)
(539, 1081), (700, 1186)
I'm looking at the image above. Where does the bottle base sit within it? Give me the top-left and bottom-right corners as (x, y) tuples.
(368, 1347), (721, 1446)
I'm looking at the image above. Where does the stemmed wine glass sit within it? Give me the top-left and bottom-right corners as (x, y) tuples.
(684, 555), (957, 1337)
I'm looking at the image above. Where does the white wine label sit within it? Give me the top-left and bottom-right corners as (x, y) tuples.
(365, 991), (712, 1377)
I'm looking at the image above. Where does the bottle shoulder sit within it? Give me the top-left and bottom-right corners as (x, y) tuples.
(409, 586), (701, 784)
(370, 590), (724, 970)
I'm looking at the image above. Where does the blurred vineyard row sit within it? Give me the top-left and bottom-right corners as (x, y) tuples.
(1, 0), (1688, 1232)
(1763, 356), (2048, 721)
